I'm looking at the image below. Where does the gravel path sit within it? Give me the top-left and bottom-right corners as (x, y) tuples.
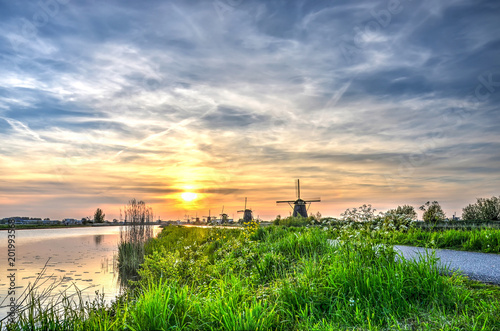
(394, 245), (500, 285)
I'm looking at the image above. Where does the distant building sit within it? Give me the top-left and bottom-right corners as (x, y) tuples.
(1, 217), (61, 225)
(63, 218), (82, 225)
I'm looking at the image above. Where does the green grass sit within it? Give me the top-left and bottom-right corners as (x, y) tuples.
(117, 222), (154, 279)
(5, 225), (500, 330)
(319, 218), (500, 254)
(345, 226), (500, 254)
(390, 228), (500, 253)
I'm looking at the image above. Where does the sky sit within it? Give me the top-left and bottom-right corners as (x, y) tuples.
(0, 0), (499, 221)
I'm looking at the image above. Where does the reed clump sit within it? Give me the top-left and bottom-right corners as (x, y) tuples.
(117, 199), (154, 277)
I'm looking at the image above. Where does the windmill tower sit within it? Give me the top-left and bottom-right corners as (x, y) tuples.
(203, 209), (213, 223)
(191, 212), (200, 223)
(237, 197), (253, 223)
(276, 179), (321, 217)
(219, 206), (229, 224)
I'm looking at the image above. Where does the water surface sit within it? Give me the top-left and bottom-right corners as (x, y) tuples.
(0, 225), (161, 320)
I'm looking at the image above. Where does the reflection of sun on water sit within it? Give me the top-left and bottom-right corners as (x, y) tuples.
(181, 192), (197, 202)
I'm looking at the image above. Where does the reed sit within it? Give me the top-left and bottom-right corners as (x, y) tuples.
(117, 199), (155, 278)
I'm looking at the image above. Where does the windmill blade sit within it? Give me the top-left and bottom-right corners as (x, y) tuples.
(295, 179), (299, 199)
(276, 200), (295, 203)
(303, 197), (321, 201)
(304, 199), (321, 203)
(244, 197), (247, 210)
(237, 210), (245, 213)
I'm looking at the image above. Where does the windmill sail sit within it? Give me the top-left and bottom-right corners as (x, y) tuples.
(238, 197), (253, 222)
(276, 179), (321, 217)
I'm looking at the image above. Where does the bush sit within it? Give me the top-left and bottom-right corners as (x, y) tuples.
(387, 204), (417, 220)
(273, 215), (311, 227)
(420, 201), (446, 223)
(462, 196), (500, 222)
(340, 204), (376, 222)
(376, 212), (416, 231)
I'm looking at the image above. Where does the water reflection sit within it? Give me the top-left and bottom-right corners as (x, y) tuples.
(94, 235), (104, 246)
(0, 226), (161, 320)
(101, 255), (117, 275)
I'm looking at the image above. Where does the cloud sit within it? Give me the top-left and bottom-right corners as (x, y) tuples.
(0, 0), (499, 220)
(1, 117), (44, 141)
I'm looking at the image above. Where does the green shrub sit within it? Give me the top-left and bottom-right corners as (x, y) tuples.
(340, 204), (377, 222)
(420, 201), (446, 223)
(462, 196), (500, 222)
(273, 215), (311, 227)
(387, 204), (418, 220)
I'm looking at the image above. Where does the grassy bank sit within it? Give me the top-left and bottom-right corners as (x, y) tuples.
(320, 220), (500, 254)
(6, 224), (500, 330)
(378, 228), (500, 253)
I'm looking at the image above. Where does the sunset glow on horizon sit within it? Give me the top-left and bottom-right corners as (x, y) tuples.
(1, 1), (499, 221)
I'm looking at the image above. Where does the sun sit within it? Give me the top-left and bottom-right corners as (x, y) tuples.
(181, 192), (197, 202)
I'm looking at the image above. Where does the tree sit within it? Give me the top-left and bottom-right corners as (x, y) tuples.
(387, 205), (417, 220)
(94, 208), (105, 223)
(419, 201), (446, 223)
(462, 196), (500, 222)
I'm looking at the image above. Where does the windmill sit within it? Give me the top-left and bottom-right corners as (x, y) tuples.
(203, 209), (213, 223)
(219, 206), (229, 224)
(237, 197), (253, 223)
(190, 212), (200, 224)
(276, 179), (320, 217)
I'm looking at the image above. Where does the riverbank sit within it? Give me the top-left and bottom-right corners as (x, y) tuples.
(6, 225), (500, 330)
(0, 224), (89, 231)
(0, 222), (162, 231)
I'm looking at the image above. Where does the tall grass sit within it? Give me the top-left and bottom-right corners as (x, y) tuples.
(1, 259), (121, 331)
(117, 221), (153, 277)
(129, 226), (500, 330)
(371, 227), (500, 253)
(6, 225), (500, 330)
(117, 198), (155, 278)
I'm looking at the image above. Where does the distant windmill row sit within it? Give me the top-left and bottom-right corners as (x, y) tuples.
(200, 179), (320, 224)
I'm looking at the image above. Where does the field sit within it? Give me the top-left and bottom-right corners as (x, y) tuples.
(5, 223), (500, 330)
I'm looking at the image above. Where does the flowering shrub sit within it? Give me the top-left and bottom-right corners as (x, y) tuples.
(243, 219), (260, 238)
(387, 205), (418, 220)
(375, 212), (416, 232)
(340, 204), (377, 222)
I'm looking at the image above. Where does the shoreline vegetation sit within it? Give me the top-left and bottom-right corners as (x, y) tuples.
(4, 218), (500, 330)
(0, 222), (162, 231)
